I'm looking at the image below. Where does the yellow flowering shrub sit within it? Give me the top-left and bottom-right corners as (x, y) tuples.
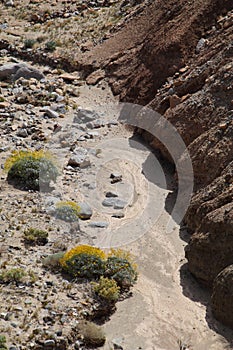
(55, 201), (81, 222)
(60, 245), (106, 268)
(4, 149), (55, 171)
(5, 149), (59, 191)
(59, 245), (137, 289)
(92, 276), (120, 302)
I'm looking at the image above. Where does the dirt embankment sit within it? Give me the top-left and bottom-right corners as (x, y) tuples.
(80, 0), (233, 329)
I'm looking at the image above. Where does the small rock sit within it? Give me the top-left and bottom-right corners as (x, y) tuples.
(43, 107), (59, 119)
(68, 147), (91, 168)
(44, 339), (56, 347)
(114, 199), (127, 209)
(89, 221), (109, 228)
(74, 108), (99, 124)
(112, 338), (124, 350)
(87, 131), (99, 138)
(106, 191), (118, 198)
(196, 38), (206, 53)
(60, 73), (80, 81)
(112, 212), (125, 218)
(16, 128), (28, 137)
(102, 198), (116, 207)
(79, 202), (93, 220)
(13, 66), (45, 81)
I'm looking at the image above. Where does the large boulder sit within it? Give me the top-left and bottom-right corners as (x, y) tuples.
(211, 265), (233, 329)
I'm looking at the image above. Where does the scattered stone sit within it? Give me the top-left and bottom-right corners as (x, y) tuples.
(196, 38), (206, 53)
(68, 148), (91, 168)
(113, 199), (127, 209)
(112, 212), (125, 218)
(44, 339), (56, 347)
(89, 221), (109, 228)
(13, 66), (45, 82)
(105, 191), (118, 198)
(60, 73), (80, 81)
(74, 109), (99, 124)
(42, 107), (59, 119)
(110, 172), (122, 184)
(79, 202), (93, 220)
(16, 128), (28, 137)
(112, 338), (124, 350)
(102, 198), (116, 207)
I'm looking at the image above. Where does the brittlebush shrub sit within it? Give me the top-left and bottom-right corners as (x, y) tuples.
(59, 245), (137, 289)
(55, 201), (80, 222)
(92, 276), (120, 302)
(60, 245), (106, 279)
(5, 150), (59, 191)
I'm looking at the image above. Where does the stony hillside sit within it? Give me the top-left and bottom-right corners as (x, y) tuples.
(0, 0), (233, 348)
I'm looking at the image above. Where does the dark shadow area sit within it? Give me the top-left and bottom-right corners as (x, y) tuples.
(180, 263), (233, 346)
(128, 133), (175, 191)
(128, 132), (179, 220)
(179, 224), (194, 243)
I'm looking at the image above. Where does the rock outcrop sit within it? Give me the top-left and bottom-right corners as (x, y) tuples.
(211, 265), (233, 329)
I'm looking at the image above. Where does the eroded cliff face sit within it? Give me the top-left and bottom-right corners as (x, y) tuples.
(81, 0), (233, 328)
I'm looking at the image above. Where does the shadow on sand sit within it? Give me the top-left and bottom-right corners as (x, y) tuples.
(180, 262), (233, 347)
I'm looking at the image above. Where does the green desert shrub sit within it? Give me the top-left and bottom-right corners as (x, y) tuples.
(92, 276), (120, 302)
(5, 150), (59, 191)
(105, 256), (138, 289)
(60, 245), (106, 279)
(23, 228), (48, 246)
(0, 268), (26, 284)
(45, 40), (57, 52)
(55, 201), (80, 222)
(24, 38), (36, 49)
(0, 335), (7, 350)
(63, 254), (105, 280)
(59, 245), (137, 289)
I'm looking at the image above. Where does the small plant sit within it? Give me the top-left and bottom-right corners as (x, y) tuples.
(0, 268), (26, 284)
(42, 252), (65, 268)
(23, 39), (36, 49)
(23, 228), (48, 246)
(45, 40), (57, 52)
(92, 276), (120, 302)
(5, 150), (59, 191)
(105, 256), (138, 289)
(0, 335), (7, 350)
(77, 320), (106, 347)
(55, 201), (80, 222)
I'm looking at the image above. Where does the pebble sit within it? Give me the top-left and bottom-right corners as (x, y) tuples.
(79, 202), (93, 219)
(44, 339), (56, 347)
(89, 221), (109, 228)
(106, 191), (118, 198)
(43, 107), (59, 119)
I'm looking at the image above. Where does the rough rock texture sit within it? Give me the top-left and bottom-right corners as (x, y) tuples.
(211, 265), (233, 329)
(81, 0), (232, 104)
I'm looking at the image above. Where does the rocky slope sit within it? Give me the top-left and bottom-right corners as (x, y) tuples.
(79, 0), (233, 330)
(1, 0), (233, 345)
